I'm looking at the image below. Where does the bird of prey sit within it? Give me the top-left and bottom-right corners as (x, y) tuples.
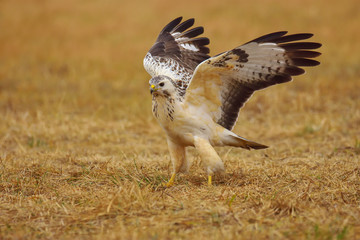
(143, 17), (321, 186)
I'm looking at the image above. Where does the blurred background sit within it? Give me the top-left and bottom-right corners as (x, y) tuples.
(0, 0), (359, 155)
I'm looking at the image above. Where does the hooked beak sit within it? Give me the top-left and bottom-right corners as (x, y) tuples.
(150, 84), (157, 94)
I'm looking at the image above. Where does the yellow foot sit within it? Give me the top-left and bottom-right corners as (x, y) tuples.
(208, 175), (212, 186)
(163, 173), (176, 187)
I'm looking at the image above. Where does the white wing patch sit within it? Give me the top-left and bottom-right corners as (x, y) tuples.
(180, 43), (199, 51)
(258, 42), (278, 47)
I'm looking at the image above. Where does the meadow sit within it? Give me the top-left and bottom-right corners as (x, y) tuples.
(0, 0), (359, 239)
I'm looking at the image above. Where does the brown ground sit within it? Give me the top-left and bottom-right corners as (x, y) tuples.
(0, 0), (359, 239)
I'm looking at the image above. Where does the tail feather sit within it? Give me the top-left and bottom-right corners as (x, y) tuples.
(226, 134), (268, 150)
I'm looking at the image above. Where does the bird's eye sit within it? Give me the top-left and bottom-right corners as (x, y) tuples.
(159, 82), (165, 87)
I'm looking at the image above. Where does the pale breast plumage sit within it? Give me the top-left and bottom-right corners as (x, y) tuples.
(144, 18), (321, 131)
(143, 17), (321, 186)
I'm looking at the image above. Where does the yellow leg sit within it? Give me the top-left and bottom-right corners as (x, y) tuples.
(163, 173), (176, 187)
(208, 175), (212, 186)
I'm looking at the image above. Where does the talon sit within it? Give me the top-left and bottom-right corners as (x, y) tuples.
(208, 175), (212, 186)
(163, 173), (176, 187)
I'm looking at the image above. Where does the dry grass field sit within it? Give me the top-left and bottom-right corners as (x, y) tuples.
(1, 0), (359, 239)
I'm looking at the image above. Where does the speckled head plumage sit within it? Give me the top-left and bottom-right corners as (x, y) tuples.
(149, 75), (179, 98)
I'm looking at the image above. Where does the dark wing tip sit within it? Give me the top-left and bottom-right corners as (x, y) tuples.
(180, 26), (204, 39)
(281, 35), (322, 70)
(269, 32), (322, 72)
(287, 50), (322, 58)
(246, 31), (288, 44)
(283, 66), (305, 76)
(271, 33), (314, 44)
(189, 37), (210, 46)
(291, 58), (320, 67)
(246, 31), (321, 51)
(159, 17), (183, 34)
(280, 42), (322, 50)
(172, 18), (195, 33)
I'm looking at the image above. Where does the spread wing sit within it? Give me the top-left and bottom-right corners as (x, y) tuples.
(185, 31), (321, 130)
(143, 17), (210, 94)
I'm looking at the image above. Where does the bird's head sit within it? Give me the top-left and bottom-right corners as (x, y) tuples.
(149, 75), (177, 98)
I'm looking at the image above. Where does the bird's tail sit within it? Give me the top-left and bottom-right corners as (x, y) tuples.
(225, 134), (268, 150)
